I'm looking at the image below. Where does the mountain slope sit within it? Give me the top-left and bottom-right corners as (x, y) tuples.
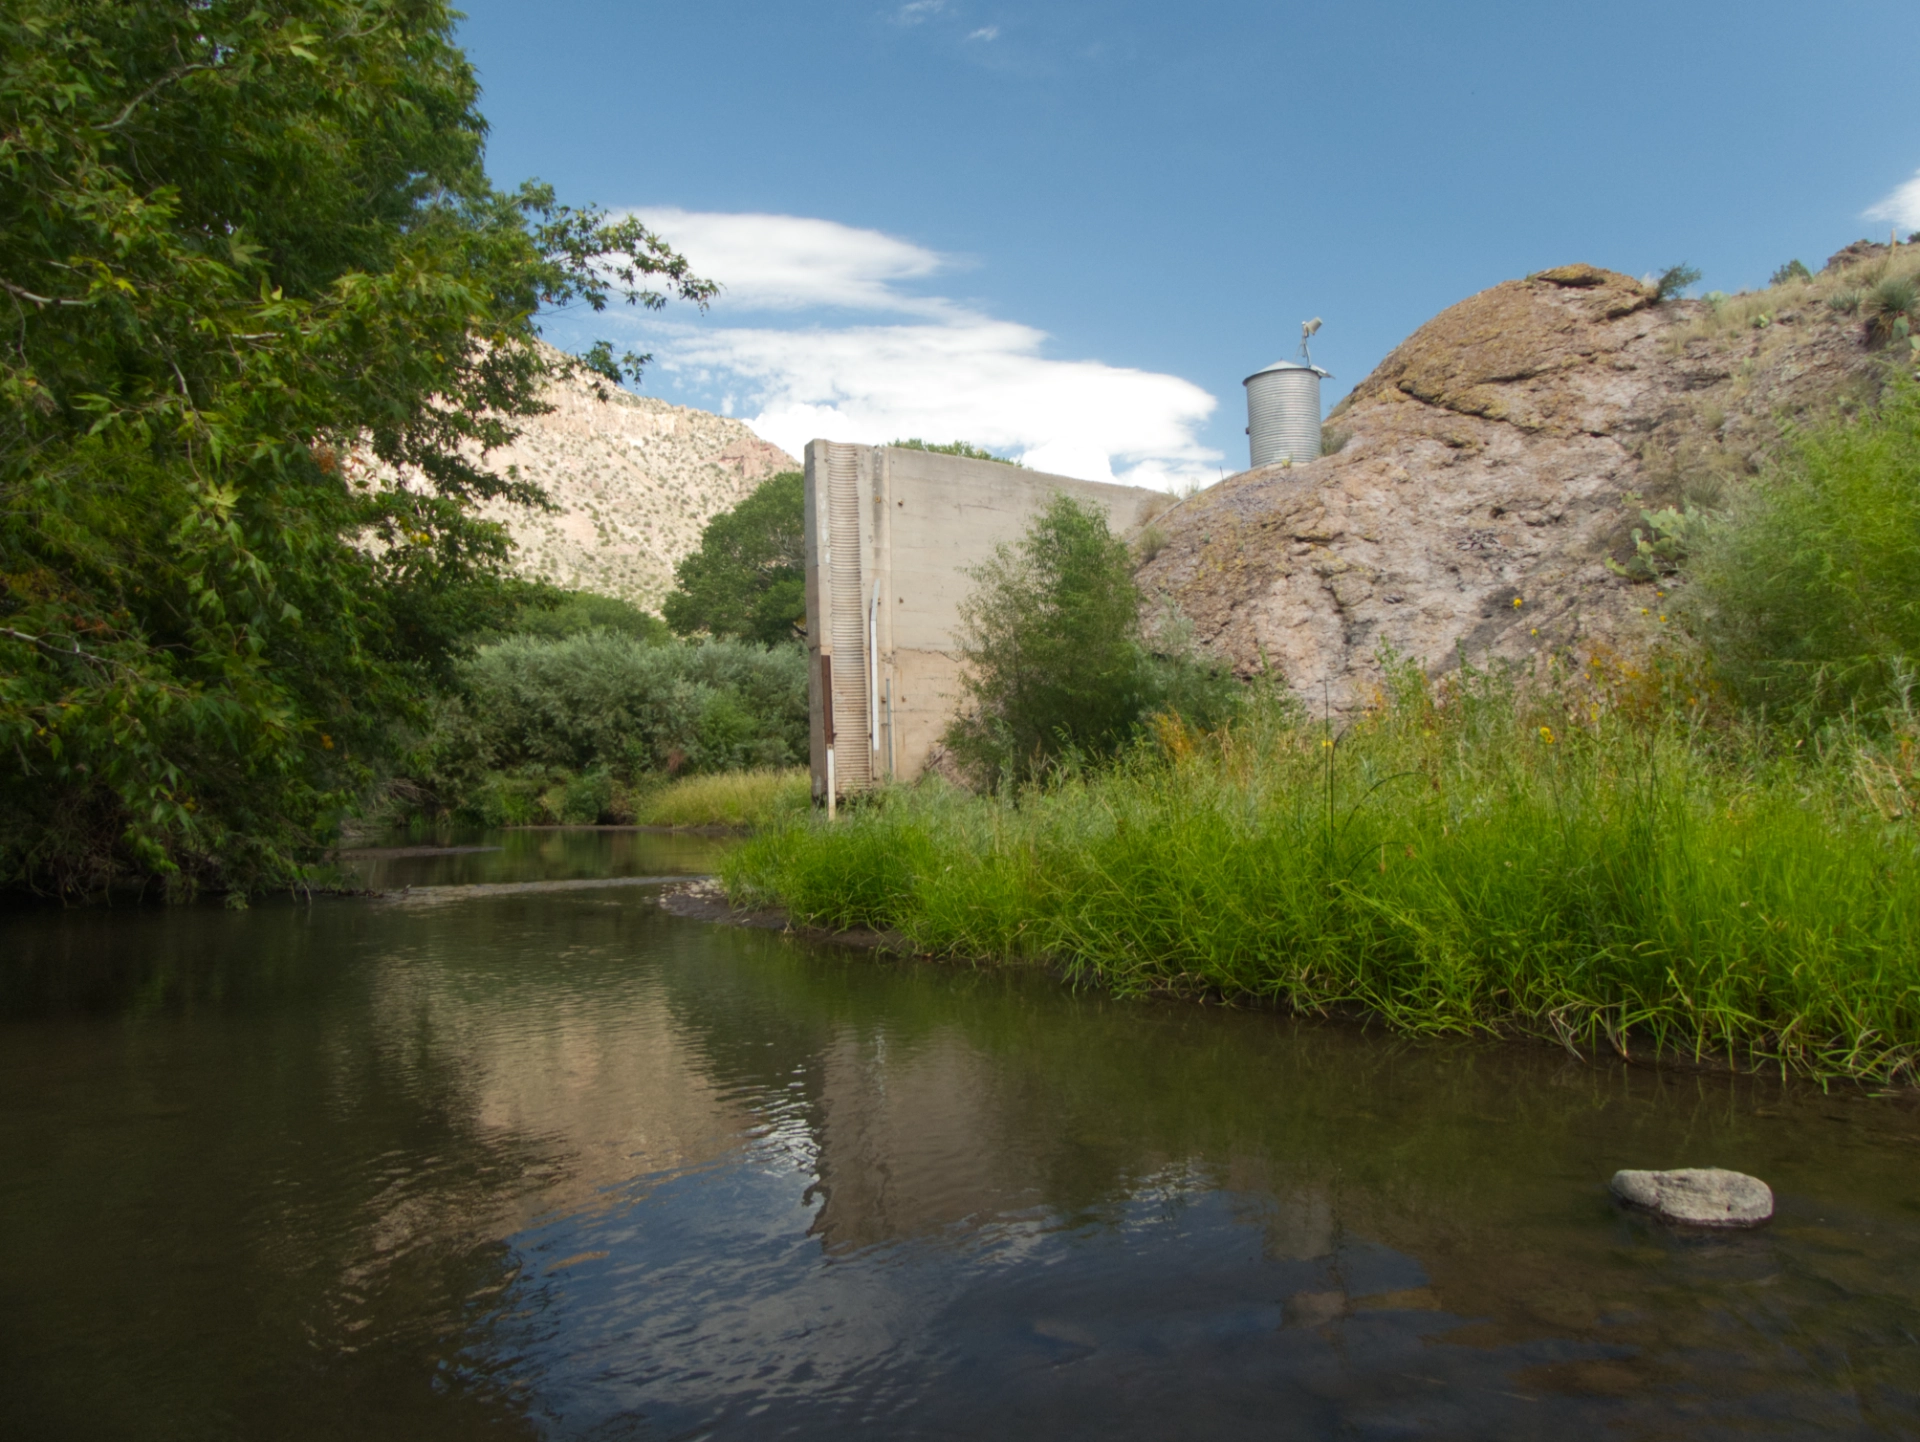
(349, 347), (796, 611)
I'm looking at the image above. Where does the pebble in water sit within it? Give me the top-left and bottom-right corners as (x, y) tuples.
(1610, 1167), (1774, 1228)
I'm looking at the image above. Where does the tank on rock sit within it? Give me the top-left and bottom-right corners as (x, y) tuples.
(1244, 318), (1331, 470)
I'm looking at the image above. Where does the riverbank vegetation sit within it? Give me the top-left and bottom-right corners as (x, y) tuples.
(383, 628), (807, 828)
(725, 381), (1920, 1084)
(0, 0), (713, 898)
(726, 656), (1920, 1083)
(364, 469), (810, 831)
(637, 769), (810, 829)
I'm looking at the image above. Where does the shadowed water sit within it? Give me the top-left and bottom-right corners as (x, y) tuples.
(3, 830), (1917, 1439)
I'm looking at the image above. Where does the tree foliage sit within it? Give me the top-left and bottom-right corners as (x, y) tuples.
(0, 0), (711, 896)
(662, 472), (806, 646)
(1654, 263), (1702, 302)
(487, 588), (670, 646)
(412, 634), (809, 808)
(944, 494), (1238, 787)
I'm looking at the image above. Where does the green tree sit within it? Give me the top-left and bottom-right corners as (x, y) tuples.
(1654, 263), (1702, 301)
(1686, 377), (1920, 721)
(663, 472), (806, 645)
(0, 0), (712, 896)
(944, 494), (1236, 786)
(486, 588), (670, 646)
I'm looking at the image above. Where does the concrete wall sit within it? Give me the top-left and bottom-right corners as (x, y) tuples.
(804, 441), (1167, 801)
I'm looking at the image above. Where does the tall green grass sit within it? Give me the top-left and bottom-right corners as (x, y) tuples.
(635, 768), (810, 829)
(724, 658), (1920, 1084)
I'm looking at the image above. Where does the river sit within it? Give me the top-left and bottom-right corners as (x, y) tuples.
(3, 829), (1917, 1438)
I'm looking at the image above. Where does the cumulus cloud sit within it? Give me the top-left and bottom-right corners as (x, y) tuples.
(586, 211), (1221, 490)
(638, 209), (949, 315)
(1865, 169), (1920, 233)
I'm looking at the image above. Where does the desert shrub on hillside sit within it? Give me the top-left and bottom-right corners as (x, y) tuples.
(1654, 263), (1701, 301)
(1864, 275), (1920, 348)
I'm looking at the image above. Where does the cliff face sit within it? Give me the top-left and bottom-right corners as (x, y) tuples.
(347, 348), (796, 610)
(1136, 253), (1899, 708)
(477, 356), (796, 609)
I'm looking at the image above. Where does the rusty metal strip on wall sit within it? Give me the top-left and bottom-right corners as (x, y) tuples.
(824, 443), (871, 790)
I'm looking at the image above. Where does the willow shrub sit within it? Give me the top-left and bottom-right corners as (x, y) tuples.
(942, 494), (1240, 787)
(726, 658), (1920, 1084)
(400, 633), (810, 823)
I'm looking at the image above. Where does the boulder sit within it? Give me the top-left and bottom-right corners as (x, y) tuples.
(1137, 253), (1893, 710)
(1610, 1167), (1773, 1228)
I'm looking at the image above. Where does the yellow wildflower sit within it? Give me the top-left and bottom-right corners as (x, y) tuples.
(1539, 726), (1555, 744)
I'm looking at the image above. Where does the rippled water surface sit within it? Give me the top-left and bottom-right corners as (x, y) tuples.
(4, 829), (1919, 1439)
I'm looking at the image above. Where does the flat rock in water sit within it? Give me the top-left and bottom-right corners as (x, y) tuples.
(1610, 1167), (1773, 1228)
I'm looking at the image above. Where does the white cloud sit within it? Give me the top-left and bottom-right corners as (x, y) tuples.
(894, 0), (945, 22)
(1865, 169), (1920, 233)
(967, 25), (1000, 41)
(634, 209), (949, 315)
(586, 211), (1221, 490)
(656, 316), (1217, 486)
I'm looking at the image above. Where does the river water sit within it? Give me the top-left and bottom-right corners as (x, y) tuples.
(3, 829), (1918, 1439)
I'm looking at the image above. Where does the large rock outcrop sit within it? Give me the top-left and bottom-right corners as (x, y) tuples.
(1138, 253), (1900, 707)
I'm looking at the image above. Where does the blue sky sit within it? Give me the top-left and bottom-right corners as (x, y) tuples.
(458, 0), (1920, 487)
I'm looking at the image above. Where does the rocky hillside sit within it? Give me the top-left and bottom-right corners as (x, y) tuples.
(1138, 243), (1916, 709)
(349, 346), (795, 611)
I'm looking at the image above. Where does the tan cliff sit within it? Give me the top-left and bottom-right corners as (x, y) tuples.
(347, 344), (796, 610)
(1138, 248), (1907, 709)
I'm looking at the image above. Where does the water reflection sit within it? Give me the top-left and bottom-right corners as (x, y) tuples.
(2, 831), (1918, 1439)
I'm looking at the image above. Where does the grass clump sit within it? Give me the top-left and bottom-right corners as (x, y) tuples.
(1863, 275), (1920, 348)
(725, 652), (1920, 1086)
(635, 768), (810, 829)
(1686, 377), (1920, 721)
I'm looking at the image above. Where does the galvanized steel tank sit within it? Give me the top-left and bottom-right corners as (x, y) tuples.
(1243, 359), (1331, 469)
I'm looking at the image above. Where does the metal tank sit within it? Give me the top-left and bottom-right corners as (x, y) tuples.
(1243, 358), (1331, 469)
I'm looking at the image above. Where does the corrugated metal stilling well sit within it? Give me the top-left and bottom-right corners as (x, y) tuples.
(1244, 359), (1330, 468)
